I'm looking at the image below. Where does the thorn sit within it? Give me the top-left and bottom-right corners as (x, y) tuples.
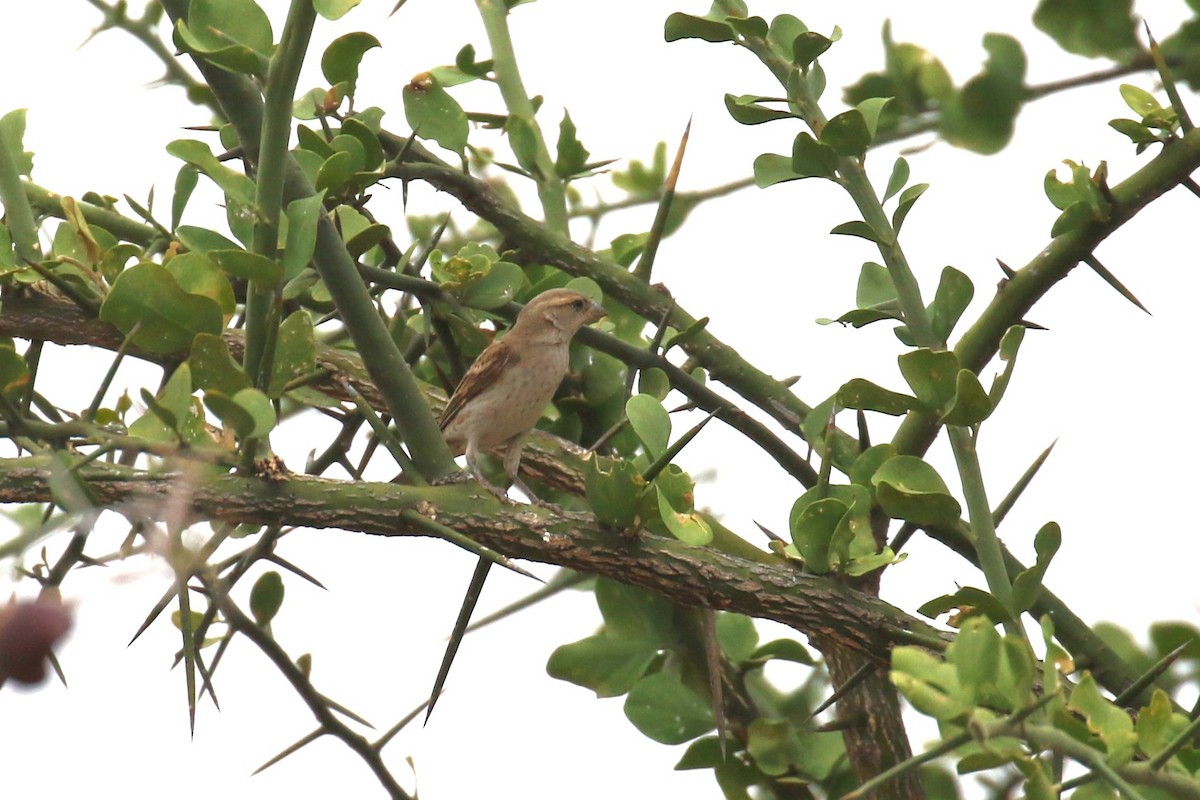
(996, 258), (1016, 279)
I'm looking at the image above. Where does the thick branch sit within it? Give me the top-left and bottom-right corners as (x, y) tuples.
(0, 456), (948, 659)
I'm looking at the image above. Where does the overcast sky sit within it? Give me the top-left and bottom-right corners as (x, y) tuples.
(2, 2), (1198, 798)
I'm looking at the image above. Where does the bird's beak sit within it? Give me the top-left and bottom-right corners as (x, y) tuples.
(588, 300), (608, 324)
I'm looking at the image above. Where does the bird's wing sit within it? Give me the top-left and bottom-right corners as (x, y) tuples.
(439, 340), (520, 430)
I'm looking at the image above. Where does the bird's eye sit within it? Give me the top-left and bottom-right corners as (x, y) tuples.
(571, 299), (585, 311)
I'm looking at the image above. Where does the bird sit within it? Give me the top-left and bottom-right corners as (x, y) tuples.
(439, 288), (607, 503)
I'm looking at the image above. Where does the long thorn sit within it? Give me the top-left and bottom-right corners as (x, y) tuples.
(992, 439), (1057, 527)
(426, 557), (491, 722)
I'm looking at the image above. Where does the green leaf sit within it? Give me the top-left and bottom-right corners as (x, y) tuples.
(461, 260), (525, 310)
(821, 109), (871, 158)
(344, 223), (390, 258)
(505, 114), (540, 176)
(939, 34), (1026, 154)
(315, 150), (356, 194)
(1034, 0), (1138, 58)
(830, 220), (885, 244)
(715, 613), (759, 663)
(752, 153), (802, 188)
(403, 74), (468, 153)
(836, 378), (916, 416)
(940, 369), (993, 426)
(989, 325), (1025, 408)
(664, 11), (736, 44)
(926, 266), (974, 343)
(99, 262), (224, 354)
(547, 633), (659, 697)
(554, 110), (591, 178)
(724, 94), (793, 125)
(314, 0), (362, 22)
(892, 183), (928, 232)
(767, 14), (808, 61)
(748, 638), (816, 666)
(1119, 83), (1162, 117)
(872, 455), (962, 526)
(203, 386), (277, 439)
(898, 348), (960, 411)
(340, 118), (384, 170)
(208, 249), (283, 287)
(249, 571), (284, 625)
(624, 672), (714, 744)
(1012, 522), (1061, 614)
(891, 646), (971, 722)
(0, 341), (30, 401)
(883, 157), (909, 203)
(0, 109), (33, 177)
(268, 311), (316, 398)
(171, 165), (199, 230)
(190, 333), (251, 395)
(656, 489), (713, 546)
(173, 0), (272, 74)
(747, 719), (805, 776)
(321, 32), (380, 94)
(791, 132), (839, 179)
(1067, 672), (1137, 766)
(584, 456), (645, 530)
(626, 394), (671, 459)
(166, 139), (255, 205)
(788, 496), (846, 574)
(281, 194), (324, 281)
(792, 32), (832, 67)
(918, 586), (1014, 626)
(166, 252), (236, 319)
(857, 96), (892, 139)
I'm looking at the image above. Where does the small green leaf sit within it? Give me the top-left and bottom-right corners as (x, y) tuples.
(752, 153), (802, 188)
(656, 490), (713, 546)
(281, 194), (324, 281)
(173, 0), (272, 74)
(555, 110), (591, 178)
(403, 74), (468, 153)
(856, 96), (892, 139)
(748, 638), (816, 666)
(584, 456), (645, 530)
(892, 183), (928, 232)
(250, 571), (285, 625)
(792, 31), (832, 67)
(918, 586), (1014, 625)
(166, 139), (255, 205)
(872, 455), (962, 526)
(664, 12), (736, 44)
(927, 266), (974, 343)
(166, 252), (236, 319)
(100, 262), (224, 354)
(0, 341), (30, 401)
(724, 94), (793, 125)
(204, 386), (277, 439)
(830, 220), (886, 244)
(1067, 672), (1138, 766)
(190, 333), (251, 395)
(626, 394), (671, 459)
(176, 225), (241, 255)
(940, 369), (992, 426)
(821, 109), (871, 158)
(505, 114), (540, 176)
(788, 496), (847, 574)
(1012, 521), (1061, 614)
(791, 132), (839, 179)
(836, 378), (916, 416)
(340, 118), (384, 170)
(461, 260), (526, 310)
(989, 324), (1025, 407)
(315, 150), (356, 194)
(898, 348), (960, 411)
(547, 633), (659, 697)
(314, 0), (361, 20)
(268, 311), (316, 398)
(208, 249), (283, 287)
(171, 165), (199, 231)
(321, 32), (380, 94)
(882, 157), (909, 203)
(1034, 0), (1138, 58)
(624, 672), (714, 744)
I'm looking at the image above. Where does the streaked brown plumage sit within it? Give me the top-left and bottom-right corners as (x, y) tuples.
(440, 288), (606, 502)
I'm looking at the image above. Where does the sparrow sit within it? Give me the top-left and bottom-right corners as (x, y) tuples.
(440, 288), (607, 503)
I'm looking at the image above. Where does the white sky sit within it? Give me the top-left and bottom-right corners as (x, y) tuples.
(1, 1), (1199, 798)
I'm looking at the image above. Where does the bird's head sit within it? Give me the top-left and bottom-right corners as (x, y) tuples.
(511, 288), (607, 343)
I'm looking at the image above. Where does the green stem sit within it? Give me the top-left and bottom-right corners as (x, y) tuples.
(475, 0), (568, 234)
(244, 0), (315, 392)
(948, 425), (1021, 639)
(0, 120), (42, 265)
(159, 0), (458, 483)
